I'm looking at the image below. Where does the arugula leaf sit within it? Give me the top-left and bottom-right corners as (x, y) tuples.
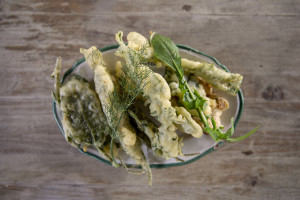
(150, 33), (258, 143)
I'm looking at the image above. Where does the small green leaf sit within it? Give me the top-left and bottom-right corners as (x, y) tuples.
(225, 118), (235, 137)
(182, 88), (192, 102)
(204, 127), (219, 141)
(182, 99), (196, 110)
(226, 126), (259, 143)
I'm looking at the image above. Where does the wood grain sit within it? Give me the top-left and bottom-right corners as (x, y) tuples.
(0, 0), (299, 199)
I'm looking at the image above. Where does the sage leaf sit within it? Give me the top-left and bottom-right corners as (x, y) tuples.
(150, 33), (183, 79)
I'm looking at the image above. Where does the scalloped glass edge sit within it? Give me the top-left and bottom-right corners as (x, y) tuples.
(52, 44), (244, 169)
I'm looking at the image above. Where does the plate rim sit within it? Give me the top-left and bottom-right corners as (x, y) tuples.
(52, 44), (244, 169)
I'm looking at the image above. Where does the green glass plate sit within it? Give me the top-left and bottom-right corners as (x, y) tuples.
(52, 44), (244, 168)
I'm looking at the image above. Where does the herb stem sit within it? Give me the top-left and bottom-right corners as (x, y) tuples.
(197, 107), (208, 127)
(110, 137), (119, 167)
(184, 80), (208, 127)
(109, 110), (127, 168)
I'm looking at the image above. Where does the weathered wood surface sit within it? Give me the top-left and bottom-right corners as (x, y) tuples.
(0, 0), (299, 199)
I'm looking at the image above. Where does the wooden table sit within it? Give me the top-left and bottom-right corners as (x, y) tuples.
(1, 1), (299, 199)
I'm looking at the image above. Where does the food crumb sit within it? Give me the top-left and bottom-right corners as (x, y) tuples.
(83, 146), (88, 152)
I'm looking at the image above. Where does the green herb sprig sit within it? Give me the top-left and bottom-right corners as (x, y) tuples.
(150, 33), (258, 142)
(106, 48), (150, 166)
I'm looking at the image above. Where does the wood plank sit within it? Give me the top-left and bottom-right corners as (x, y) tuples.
(1, 0), (300, 15)
(1, 13), (299, 73)
(1, 102), (299, 199)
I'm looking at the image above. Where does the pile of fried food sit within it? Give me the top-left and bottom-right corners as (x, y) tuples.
(52, 31), (248, 185)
